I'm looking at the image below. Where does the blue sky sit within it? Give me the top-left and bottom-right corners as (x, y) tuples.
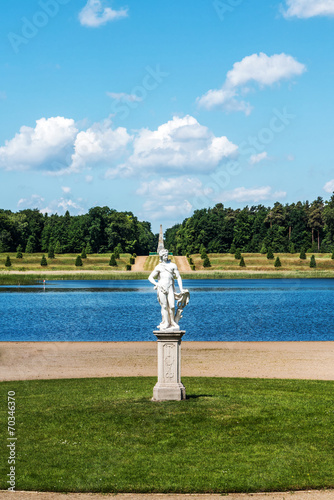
(1, 0), (334, 232)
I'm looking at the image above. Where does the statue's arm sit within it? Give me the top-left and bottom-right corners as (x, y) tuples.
(148, 268), (159, 287)
(173, 267), (184, 292)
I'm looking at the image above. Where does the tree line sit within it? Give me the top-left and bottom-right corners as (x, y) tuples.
(165, 196), (334, 255)
(0, 206), (157, 255)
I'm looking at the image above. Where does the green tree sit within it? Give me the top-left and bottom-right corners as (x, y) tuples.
(235, 248), (241, 259)
(81, 247), (87, 259)
(109, 254), (117, 266)
(200, 246), (207, 259)
(260, 243), (267, 254)
(274, 256), (281, 267)
(267, 248), (274, 260)
(331, 251), (334, 260)
(86, 243), (93, 254)
(75, 255), (83, 267)
(310, 255), (316, 268)
(55, 240), (62, 254)
(229, 243), (236, 254)
(130, 257), (135, 265)
(25, 235), (36, 253)
(203, 255), (211, 267)
(308, 197), (324, 251)
(40, 255), (47, 266)
(48, 244), (55, 259)
(16, 245), (23, 259)
(5, 255), (11, 267)
(299, 248), (306, 259)
(239, 256), (246, 267)
(289, 242), (295, 254)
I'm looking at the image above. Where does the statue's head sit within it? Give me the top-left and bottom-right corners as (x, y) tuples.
(159, 248), (169, 262)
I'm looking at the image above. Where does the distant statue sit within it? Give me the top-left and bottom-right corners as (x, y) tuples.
(148, 249), (190, 330)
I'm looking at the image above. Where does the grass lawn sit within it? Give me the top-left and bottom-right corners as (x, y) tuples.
(0, 377), (333, 494)
(192, 252), (334, 274)
(0, 252), (133, 271)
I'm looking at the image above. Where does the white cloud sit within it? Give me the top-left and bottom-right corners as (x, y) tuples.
(218, 186), (287, 203)
(107, 92), (142, 102)
(17, 195), (45, 209)
(85, 175), (93, 183)
(79, 0), (128, 27)
(137, 176), (213, 220)
(0, 117), (78, 171)
(61, 186), (71, 194)
(282, 0), (334, 18)
(197, 53), (306, 114)
(249, 152), (268, 165)
(323, 179), (334, 193)
(69, 117), (131, 174)
(108, 115), (238, 178)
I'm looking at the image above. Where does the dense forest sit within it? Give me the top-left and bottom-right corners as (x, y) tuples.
(0, 207), (157, 255)
(2, 195), (334, 256)
(165, 196), (334, 255)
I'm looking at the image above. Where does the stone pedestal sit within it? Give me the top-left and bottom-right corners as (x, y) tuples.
(152, 330), (186, 401)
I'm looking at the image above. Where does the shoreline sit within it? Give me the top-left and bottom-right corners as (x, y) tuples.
(1, 341), (333, 382)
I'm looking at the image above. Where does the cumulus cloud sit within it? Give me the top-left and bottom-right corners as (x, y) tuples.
(282, 0), (334, 18)
(61, 186), (71, 194)
(107, 115), (238, 178)
(79, 0), (128, 27)
(0, 116), (131, 175)
(0, 117), (78, 171)
(218, 186), (287, 203)
(69, 118), (131, 174)
(137, 176), (213, 220)
(249, 152), (268, 165)
(323, 179), (334, 193)
(197, 53), (306, 114)
(17, 195), (45, 209)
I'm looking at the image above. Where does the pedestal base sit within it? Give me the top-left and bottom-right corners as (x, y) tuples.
(153, 382), (186, 401)
(152, 330), (186, 401)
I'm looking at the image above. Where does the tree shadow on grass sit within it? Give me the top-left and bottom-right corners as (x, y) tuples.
(186, 394), (214, 400)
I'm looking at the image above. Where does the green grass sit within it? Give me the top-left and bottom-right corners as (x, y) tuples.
(0, 253), (132, 271)
(1, 377), (333, 494)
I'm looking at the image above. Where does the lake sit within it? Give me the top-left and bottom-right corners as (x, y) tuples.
(0, 279), (334, 341)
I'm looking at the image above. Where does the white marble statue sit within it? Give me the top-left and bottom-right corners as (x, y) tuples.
(148, 249), (190, 331)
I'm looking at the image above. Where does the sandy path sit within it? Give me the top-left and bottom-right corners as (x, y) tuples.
(174, 256), (192, 273)
(1, 341), (334, 382)
(131, 256), (148, 272)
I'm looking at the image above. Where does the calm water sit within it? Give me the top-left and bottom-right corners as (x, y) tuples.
(0, 279), (334, 341)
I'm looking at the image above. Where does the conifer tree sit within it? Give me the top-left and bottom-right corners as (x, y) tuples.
(55, 241), (62, 254)
(299, 248), (306, 259)
(75, 255), (83, 267)
(81, 247), (87, 259)
(126, 264), (131, 271)
(86, 243), (93, 255)
(260, 243), (267, 254)
(200, 247), (207, 259)
(130, 257), (135, 265)
(16, 245), (23, 259)
(109, 254), (117, 266)
(310, 255), (316, 268)
(289, 242), (295, 254)
(5, 255), (11, 267)
(40, 255), (47, 266)
(25, 235), (35, 253)
(267, 248), (274, 259)
(203, 255), (211, 267)
(235, 248), (241, 259)
(48, 244), (55, 259)
(229, 243), (236, 254)
(239, 256), (246, 267)
(113, 247), (120, 259)
(274, 256), (282, 267)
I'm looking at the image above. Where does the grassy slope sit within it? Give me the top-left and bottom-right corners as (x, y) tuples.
(1, 252), (334, 283)
(0, 377), (333, 494)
